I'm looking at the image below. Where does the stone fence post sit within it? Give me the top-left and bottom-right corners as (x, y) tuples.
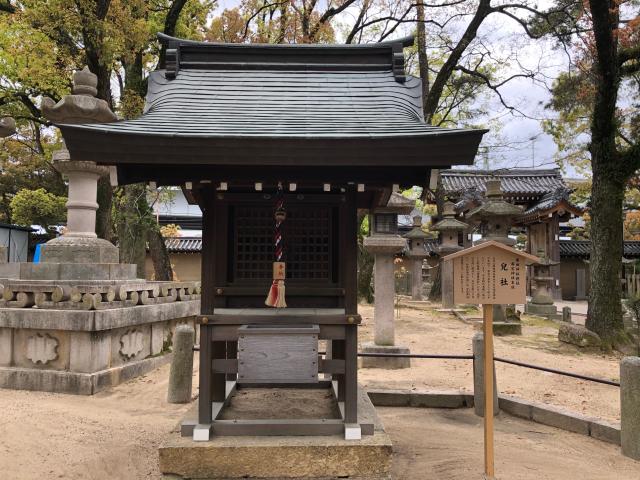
(168, 324), (195, 403)
(621, 356), (640, 460)
(473, 332), (499, 417)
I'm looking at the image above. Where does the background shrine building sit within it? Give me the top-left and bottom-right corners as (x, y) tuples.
(429, 168), (583, 300)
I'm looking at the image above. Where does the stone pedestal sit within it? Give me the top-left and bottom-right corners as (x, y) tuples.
(525, 303), (561, 319)
(441, 258), (455, 309)
(410, 257), (424, 301)
(360, 343), (411, 369)
(621, 356), (640, 460)
(473, 332), (499, 417)
(0, 300), (200, 394)
(525, 270), (561, 320)
(39, 151), (119, 263)
(362, 235), (411, 369)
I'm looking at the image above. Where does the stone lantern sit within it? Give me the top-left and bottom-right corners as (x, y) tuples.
(40, 67), (120, 263)
(431, 201), (468, 308)
(0, 67), (201, 396)
(466, 178), (523, 246)
(403, 215), (430, 300)
(466, 179), (524, 326)
(362, 192), (413, 369)
(525, 249), (561, 319)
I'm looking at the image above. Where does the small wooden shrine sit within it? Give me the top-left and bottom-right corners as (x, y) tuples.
(56, 34), (485, 441)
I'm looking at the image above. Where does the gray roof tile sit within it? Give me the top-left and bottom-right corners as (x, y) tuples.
(441, 169), (566, 199)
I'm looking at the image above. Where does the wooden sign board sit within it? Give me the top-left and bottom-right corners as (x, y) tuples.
(443, 241), (539, 305)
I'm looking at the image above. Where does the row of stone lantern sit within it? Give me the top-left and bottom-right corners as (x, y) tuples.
(433, 178), (561, 326)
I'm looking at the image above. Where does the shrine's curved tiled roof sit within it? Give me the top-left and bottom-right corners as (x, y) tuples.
(62, 69), (474, 139)
(56, 34), (486, 174)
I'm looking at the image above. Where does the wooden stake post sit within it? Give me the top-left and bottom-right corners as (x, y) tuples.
(443, 241), (538, 479)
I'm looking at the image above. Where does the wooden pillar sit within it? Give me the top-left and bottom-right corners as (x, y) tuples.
(198, 187), (215, 425)
(482, 304), (495, 478)
(343, 185), (358, 425)
(344, 324), (358, 424)
(198, 324), (213, 424)
(547, 215), (561, 299)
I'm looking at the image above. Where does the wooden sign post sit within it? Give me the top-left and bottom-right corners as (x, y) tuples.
(443, 241), (538, 478)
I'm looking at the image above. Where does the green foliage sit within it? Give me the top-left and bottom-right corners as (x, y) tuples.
(542, 72), (592, 174)
(9, 188), (66, 232)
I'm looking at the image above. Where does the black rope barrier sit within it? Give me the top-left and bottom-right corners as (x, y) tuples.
(357, 352), (474, 360)
(191, 346), (619, 387)
(494, 356), (620, 387)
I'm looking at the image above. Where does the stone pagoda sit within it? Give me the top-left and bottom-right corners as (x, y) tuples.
(361, 192), (414, 369)
(525, 249), (561, 320)
(432, 201), (468, 308)
(0, 68), (200, 395)
(466, 178), (524, 329)
(403, 215), (431, 301)
(466, 178), (523, 246)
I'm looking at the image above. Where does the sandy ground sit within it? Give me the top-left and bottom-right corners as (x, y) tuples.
(0, 364), (195, 480)
(358, 302), (623, 422)
(0, 301), (633, 479)
(383, 407), (640, 480)
(1, 362), (637, 480)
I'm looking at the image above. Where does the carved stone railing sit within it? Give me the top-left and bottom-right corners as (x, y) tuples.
(0, 280), (201, 311)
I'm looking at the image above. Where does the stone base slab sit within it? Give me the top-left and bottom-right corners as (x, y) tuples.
(525, 303), (561, 320)
(160, 430), (392, 479)
(0, 261), (136, 281)
(360, 343), (410, 369)
(39, 236), (120, 264)
(0, 353), (172, 395)
(493, 322), (522, 336)
(0, 301), (199, 394)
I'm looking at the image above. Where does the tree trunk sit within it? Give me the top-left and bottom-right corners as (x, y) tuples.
(95, 176), (113, 241)
(416, 0), (429, 118)
(423, 0), (490, 122)
(115, 183), (148, 278)
(358, 243), (374, 303)
(147, 226), (173, 280)
(357, 213), (374, 302)
(121, 46), (174, 281)
(585, 0), (626, 349)
(586, 172), (625, 347)
(159, 0), (188, 68)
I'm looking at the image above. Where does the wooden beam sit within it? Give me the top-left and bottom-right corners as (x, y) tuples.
(212, 419), (344, 436)
(197, 314), (361, 325)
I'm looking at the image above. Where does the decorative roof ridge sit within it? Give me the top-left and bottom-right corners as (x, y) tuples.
(157, 32), (415, 49)
(157, 33), (415, 83)
(442, 168), (561, 177)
